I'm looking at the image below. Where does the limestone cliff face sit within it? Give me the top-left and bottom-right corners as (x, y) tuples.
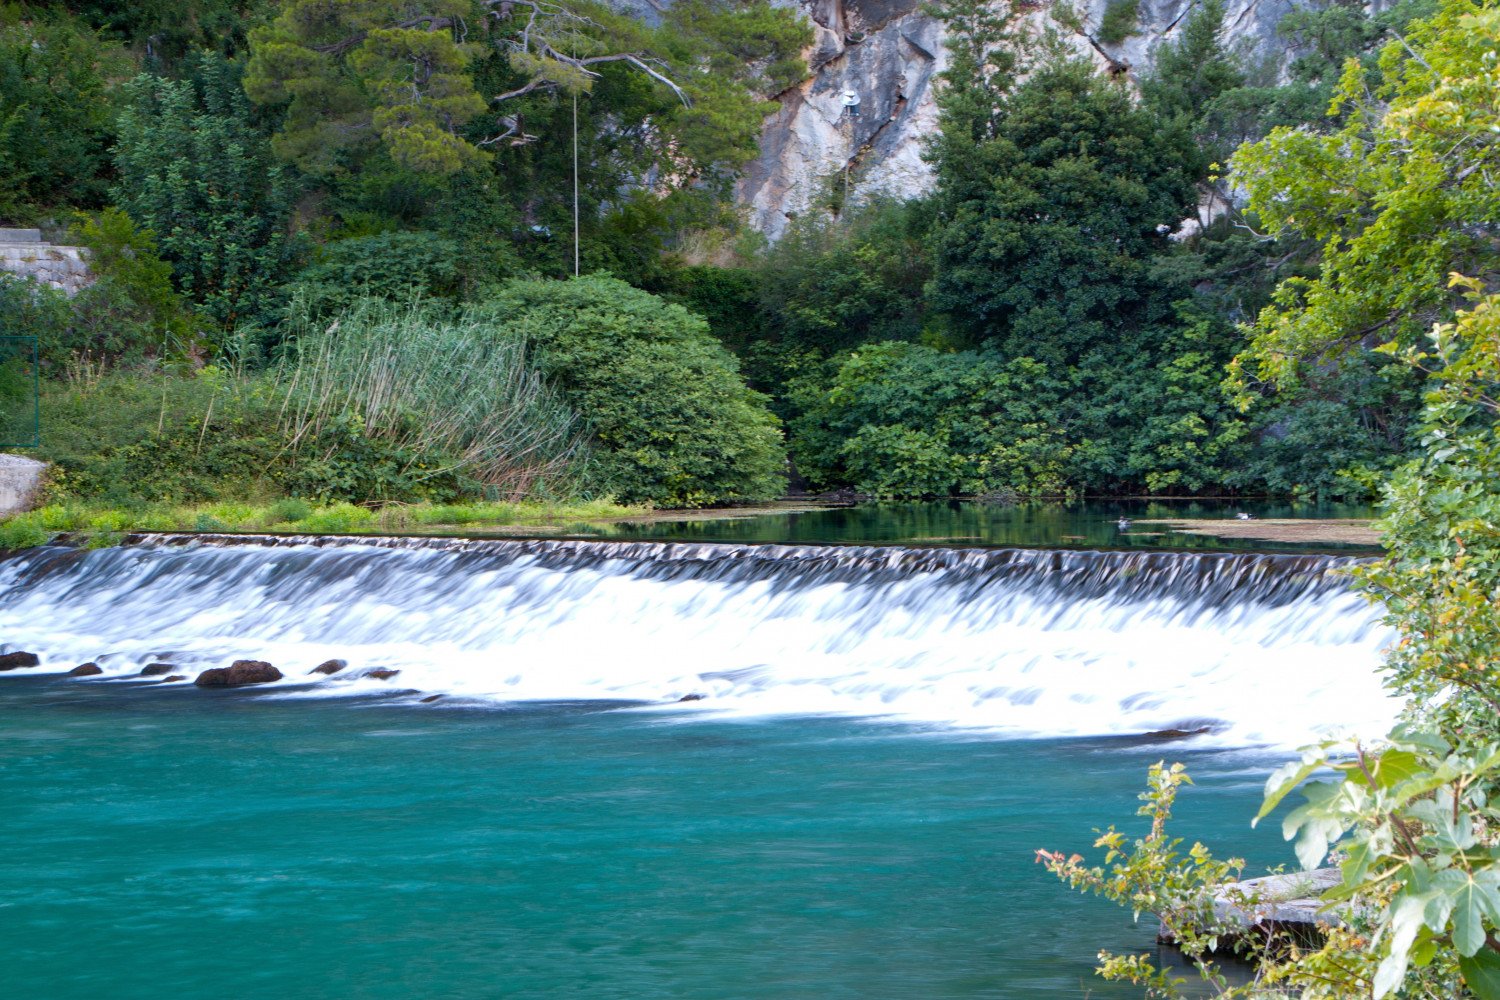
(738, 0), (1312, 239)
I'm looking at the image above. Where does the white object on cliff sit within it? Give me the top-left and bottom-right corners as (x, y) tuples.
(0, 454), (45, 518)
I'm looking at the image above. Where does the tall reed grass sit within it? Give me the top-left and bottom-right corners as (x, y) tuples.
(276, 298), (588, 499)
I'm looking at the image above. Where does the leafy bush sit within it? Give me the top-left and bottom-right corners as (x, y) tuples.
(0, 212), (192, 372)
(482, 275), (787, 507)
(262, 498), (312, 525)
(65, 208), (195, 364)
(0, 513), (48, 550)
(0, 274), (71, 354)
(790, 342), (1071, 498)
(285, 231), (470, 320)
(1097, 0), (1142, 43)
(34, 366), (516, 509)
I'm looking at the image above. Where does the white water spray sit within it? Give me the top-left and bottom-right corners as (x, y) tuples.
(0, 535), (1397, 745)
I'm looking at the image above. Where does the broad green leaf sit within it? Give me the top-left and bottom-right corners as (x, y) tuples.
(1340, 838), (1375, 887)
(1371, 749), (1424, 789)
(1375, 894), (1431, 998)
(1434, 869), (1500, 956)
(1256, 754), (1328, 825)
(1461, 948), (1500, 1000)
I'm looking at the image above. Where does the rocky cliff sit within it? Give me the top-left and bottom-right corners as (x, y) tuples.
(738, 0), (1312, 239)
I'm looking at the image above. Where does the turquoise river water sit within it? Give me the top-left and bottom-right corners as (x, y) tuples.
(0, 509), (1394, 999)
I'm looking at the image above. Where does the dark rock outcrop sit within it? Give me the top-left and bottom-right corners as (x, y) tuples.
(0, 650), (40, 670)
(68, 662), (102, 677)
(310, 659), (347, 675)
(1143, 726), (1212, 740)
(420, 694), (442, 703)
(163, 675), (186, 682)
(194, 660), (283, 688)
(363, 668), (401, 681)
(140, 662), (175, 677)
(678, 693), (707, 702)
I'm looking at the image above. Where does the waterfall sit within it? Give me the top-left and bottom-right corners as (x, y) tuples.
(0, 534), (1397, 745)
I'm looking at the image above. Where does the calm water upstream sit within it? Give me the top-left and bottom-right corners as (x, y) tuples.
(0, 513), (1395, 998)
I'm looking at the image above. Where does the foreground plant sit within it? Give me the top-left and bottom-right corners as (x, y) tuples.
(1038, 278), (1500, 996)
(1037, 762), (1253, 997)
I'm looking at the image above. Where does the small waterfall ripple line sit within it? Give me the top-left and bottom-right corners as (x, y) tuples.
(0, 534), (1398, 746)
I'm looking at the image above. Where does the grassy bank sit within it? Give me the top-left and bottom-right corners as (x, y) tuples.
(0, 497), (647, 550)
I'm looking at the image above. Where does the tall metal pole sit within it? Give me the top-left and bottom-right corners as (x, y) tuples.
(572, 90), (580, 278)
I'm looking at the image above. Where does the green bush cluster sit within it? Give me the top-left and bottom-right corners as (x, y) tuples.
(485, 276), (787, 507)
(790, 343), (1069, 498)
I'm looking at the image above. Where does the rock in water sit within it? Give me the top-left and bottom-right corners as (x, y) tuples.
(363, 669), (401, 681)
(419, 694), (442, 704)
(68, 662), (102, 677)
(310, 659), (347, 675)
(194, 660), (282, 688)
(0, 650), (40, 670)
(678, 693), (707, 702)
(140, 662), (175, 676)
(163, 675), (186, 682)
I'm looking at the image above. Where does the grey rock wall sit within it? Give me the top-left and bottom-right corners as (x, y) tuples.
(738, 0), (1314, 239)
(0, 229), (92, 295)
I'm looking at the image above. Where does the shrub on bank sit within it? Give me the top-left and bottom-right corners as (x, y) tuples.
(482, 275), (787, 507)
(790, 342), (1072, 499)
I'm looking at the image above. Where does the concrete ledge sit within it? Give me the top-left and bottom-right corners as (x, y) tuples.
(1159, 868), (1349, 951)
(0, 454), (46, 517)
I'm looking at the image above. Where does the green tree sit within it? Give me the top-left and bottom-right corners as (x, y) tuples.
(113, 54), (301, 333)
(1228, 0), (1500, 397)
(244, 0), (807, 180)
(1139, 0), (1244, 165)
(756, 201), (931, 357)
(0, 7), (128, 216)
(928, 58), (1198, 363)
(482, 275), (787, 506)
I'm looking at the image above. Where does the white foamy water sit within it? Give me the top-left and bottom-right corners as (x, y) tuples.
(0, 535), (1399, 746)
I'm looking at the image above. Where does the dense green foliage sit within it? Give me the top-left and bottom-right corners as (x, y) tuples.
(0, 0), (1482, 516)
(285, 231), (473, 319)
(929, 58), (1198, 362)
(1043, 3), (1500, 996)
(114, 53), (301, 333)
(0, 7), (127, 217)
(484, 276), (786, 506)
(790, 344), (1069, 499)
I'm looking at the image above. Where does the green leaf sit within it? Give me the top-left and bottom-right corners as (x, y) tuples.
(1461, 948), (1500, 1000)
(1255, 752), (1328, 825)
(1370, 749), (1424, 789)
(1374, 894), (1429, 998)
(1434, 868), (1500, 957)
(1340, 838), (1376, 886)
